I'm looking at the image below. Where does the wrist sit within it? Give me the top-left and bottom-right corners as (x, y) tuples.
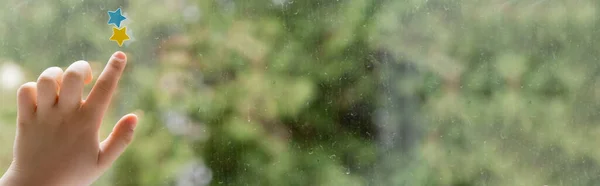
(0, 169), (21, 186)
(0, 166), (50, 186)
(1, 164), (95, 186)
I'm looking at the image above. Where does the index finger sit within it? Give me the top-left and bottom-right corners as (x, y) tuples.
(83, 51), (127, 118)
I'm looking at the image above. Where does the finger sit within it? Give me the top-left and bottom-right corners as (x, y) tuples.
(17, 82), (37, 124)
(58, 61), (92, 110)
(83, 51), (127, 117)
(98, 114), (138, 168)
(36, 67), (63, 109)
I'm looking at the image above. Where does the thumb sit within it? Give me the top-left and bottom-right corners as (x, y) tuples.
(98, 113), (138, 168)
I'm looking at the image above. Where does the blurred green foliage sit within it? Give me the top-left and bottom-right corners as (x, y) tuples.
(1, 0), (600, 185)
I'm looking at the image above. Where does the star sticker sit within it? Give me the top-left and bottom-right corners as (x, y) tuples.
(110, 27), (130, 47)
(107, 8), (127, 28)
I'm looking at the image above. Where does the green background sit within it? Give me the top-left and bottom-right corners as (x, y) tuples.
(0, 0), (599, 185)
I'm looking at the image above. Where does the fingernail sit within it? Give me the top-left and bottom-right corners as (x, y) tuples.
(112, 51), (126, 62)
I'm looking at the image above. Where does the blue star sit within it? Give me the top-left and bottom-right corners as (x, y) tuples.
(107, 8), (127, 28)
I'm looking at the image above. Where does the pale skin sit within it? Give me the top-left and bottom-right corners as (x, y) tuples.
(0, 51), (138, 186)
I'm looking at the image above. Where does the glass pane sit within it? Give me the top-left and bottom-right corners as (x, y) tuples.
(0, 0), (596, 185)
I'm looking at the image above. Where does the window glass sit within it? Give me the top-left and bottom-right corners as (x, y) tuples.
(0, 0), (597, 185)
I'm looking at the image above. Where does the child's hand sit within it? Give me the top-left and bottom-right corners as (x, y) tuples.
(0, 51), (138, 186)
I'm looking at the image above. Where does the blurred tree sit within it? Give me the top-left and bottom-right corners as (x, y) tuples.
(373, 0), (600, 185)
(4, 0), (600, 185)
(151, 0), (385, 185)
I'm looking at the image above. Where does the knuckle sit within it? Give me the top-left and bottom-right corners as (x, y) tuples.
(108, 60), (125, 71)
(72, 60), (89, 66)
(38, 67), (62, 80)
(17, 82), (36, 93)
(37, 75), (56, 85)
(120, 132), (134, 146)
(50, 66), (63, 70)
(95, 80), (112, 94)
(47, 66), (63, 73)
(96, 79), (115, 94)
(63, 70), (84, 81)
(60, 102), (82, 113)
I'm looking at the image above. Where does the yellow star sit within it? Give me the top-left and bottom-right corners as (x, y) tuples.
(109, 27), (130, 47)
